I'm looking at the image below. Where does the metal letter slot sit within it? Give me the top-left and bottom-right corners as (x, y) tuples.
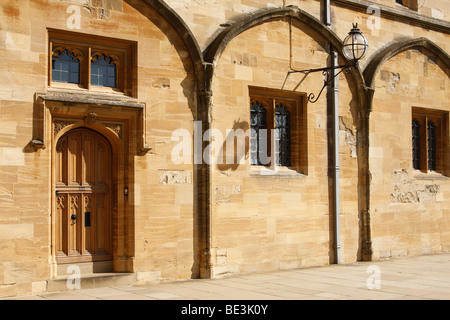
(85, 212), (91, 227)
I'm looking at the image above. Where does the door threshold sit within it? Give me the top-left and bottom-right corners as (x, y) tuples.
(47, 272), (136, 293)
(56, 260), (113, 276)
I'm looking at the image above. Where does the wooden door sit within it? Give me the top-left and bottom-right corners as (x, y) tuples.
(55, 128), (113, 263)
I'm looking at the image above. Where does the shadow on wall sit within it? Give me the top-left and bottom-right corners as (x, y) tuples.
(216, 119), (250, 172)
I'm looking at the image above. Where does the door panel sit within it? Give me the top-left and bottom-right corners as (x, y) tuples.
(56, 128), (113, 263)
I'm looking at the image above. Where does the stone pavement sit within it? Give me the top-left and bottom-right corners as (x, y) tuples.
(4, 253), (450, 301)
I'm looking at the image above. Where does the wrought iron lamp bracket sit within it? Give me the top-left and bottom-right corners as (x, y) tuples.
(288, 63), (356, 103)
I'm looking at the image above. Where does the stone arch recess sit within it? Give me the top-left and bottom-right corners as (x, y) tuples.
(135, 0), (205, 93)
(204, 6), (366, 101)
(364, 37), (450, 93)
(126, 0), (210, 278)
(358, 37), (450, 262)
(201, 5), (369, 272)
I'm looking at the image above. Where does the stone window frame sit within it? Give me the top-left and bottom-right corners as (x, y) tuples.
(48, 29), (137, 98)
(412, 107), (449, 175)
(249, 87), (308, 175)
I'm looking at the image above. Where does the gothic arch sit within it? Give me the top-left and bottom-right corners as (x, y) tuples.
(203, 6), (366, 104)
(125, 0), (207, 124)
(200, 6), (370, 271)
(126, 0), (209, 278)
(131, 0), (204, 86)
(359, 37), (450, 262)
(364, 37), (450, 93)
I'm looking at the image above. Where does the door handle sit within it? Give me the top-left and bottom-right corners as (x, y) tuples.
(71, 214), (77, 221)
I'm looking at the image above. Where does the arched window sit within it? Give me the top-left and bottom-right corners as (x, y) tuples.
(52, 49), (80, 84)
(91, 54), (117, 88)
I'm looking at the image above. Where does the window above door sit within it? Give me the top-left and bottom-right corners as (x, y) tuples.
(48, 29), (137, 98)
(395, 0), (418, 11)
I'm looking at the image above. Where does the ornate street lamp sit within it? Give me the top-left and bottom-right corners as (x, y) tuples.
(288, 23), (368, 103)
(342, 24), (369, 63)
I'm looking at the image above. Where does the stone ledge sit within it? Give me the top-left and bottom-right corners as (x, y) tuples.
(333, 0), (450, 34)
(36, 91), (145, 109)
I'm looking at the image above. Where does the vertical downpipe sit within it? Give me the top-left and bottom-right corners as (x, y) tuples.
(324, 0), (341, 264)
(332, 50), (341, 265)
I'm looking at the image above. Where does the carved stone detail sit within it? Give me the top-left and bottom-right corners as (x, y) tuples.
(104, 123), (122, 138)
(390, 169), (442, 204)
(85, 112), (98, 124)
(54, 120), (75, 137)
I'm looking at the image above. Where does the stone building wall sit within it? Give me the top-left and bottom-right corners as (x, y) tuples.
(0, 0), (448, 297)
(208, 18), (359, 276)
(370, 49), (450, 259)
(0, 0), (197, 296)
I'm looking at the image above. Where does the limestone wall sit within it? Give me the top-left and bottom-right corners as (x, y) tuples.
(209, 18), (359, 276)
(0, 0), (197, 296)
(369, 49), (450, 259)
(0, 0), (449, 297)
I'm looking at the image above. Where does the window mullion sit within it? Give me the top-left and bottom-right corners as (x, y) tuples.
(87, 46), (92, 90)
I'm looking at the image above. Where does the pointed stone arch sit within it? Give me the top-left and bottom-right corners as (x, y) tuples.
(364, 37), (450, 97)
(124, 0), (209, 278)
(200, 5), (370, 273)
(131, 0), (205, 95)
(359, 37), (450, 262)
(203, 6), (366, 101)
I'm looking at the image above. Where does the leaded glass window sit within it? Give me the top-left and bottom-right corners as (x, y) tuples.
(411, 108), (447, 174)
(275, 104), (291, 167)
(249, 88), (306, 173)
(412, 119), (421, 170)
(427, 121), (437, 171)
(91, 54), (117, 88)
(52, 49), (80, 84)
(250, 101), (268, 166)
(49, 30), (137, 96)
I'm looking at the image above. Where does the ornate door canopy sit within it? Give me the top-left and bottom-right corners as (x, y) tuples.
(30, 91), (151, 155)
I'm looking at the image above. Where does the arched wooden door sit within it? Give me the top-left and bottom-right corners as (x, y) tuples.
(55, 128), (113, 264)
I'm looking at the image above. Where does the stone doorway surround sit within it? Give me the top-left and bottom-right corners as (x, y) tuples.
(31, 91), (150, 278)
